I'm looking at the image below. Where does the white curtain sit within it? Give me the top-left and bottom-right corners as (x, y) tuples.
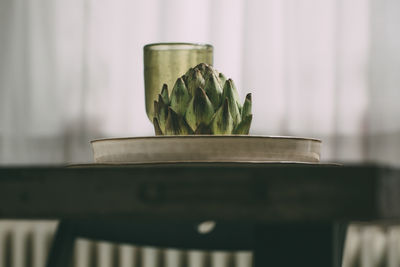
(0, 0), (399, 165)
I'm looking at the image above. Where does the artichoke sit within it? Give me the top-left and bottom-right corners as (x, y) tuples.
(153, 63), (252, 135)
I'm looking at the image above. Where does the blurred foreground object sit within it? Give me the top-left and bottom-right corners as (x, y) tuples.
(1, 164), (400, 267)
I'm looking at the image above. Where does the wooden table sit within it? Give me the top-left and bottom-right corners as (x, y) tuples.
(0, 163), (399, 267)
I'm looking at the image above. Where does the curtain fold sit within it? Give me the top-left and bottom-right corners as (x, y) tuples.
(0, 0), (399, 165)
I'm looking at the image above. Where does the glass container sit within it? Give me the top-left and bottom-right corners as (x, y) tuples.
(144, 43), (213, 120)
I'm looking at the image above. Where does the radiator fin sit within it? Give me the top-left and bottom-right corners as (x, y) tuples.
(3, 220), (400, 267)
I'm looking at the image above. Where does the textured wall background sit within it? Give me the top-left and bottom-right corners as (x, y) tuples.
(0, 0), (399, 166)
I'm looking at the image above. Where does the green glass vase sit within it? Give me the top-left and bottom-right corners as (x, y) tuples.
(143, 43), (213, 120)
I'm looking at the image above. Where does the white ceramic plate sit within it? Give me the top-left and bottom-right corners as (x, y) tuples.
(91, 136), (321, 164)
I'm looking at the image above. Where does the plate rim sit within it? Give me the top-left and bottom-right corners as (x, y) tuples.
(68, 161), (340, 168)
(91, 135), (322, 144)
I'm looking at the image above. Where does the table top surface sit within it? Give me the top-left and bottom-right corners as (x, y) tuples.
(0, 163), (399, 222)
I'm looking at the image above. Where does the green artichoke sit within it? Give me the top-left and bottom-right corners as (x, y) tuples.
(153, 63), (252, 135)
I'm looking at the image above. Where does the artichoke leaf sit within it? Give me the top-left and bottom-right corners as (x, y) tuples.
(233, 114), (252, 134)
(156, 96), (168, 133)
(170, 78), (190, 116)
(218, 73), (227, 88)
(211, 98), (234, 134)
(153, 117), (163, 135)
(185, 87), (214, 132)
(194, 123), (212, 135)
(186, 69), (205, 96)
(160, 84), (169, 105)
(204, 74), (222, 110)
(222, 80), (241, 126)
(165, 107), (192, 135)
(241, 93), (252, 119)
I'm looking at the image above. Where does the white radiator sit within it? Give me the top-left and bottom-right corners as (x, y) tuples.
(2, 221), (400, 267)
(341, 224), (400, 267)
(0, 220), (252, 267)
(0, 221), (56, 267)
